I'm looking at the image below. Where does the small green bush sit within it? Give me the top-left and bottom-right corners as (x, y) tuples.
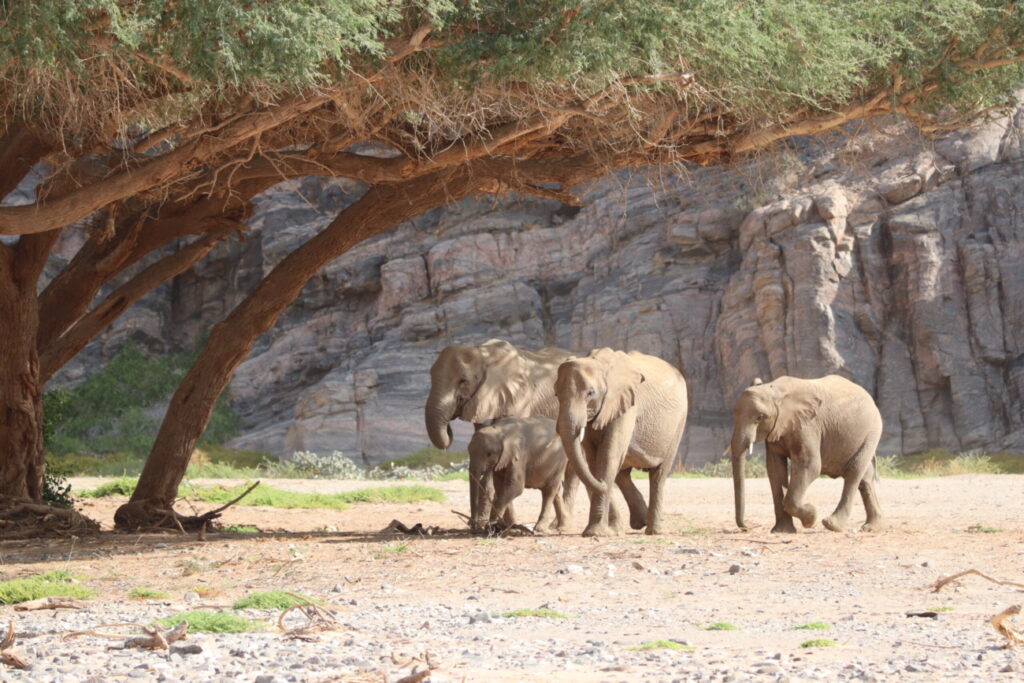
(129, 587), (168, 599)
(628, 640), (693, 651)
(800, 639), (838, 648)
(225, 525), (259, 534)
(0, 570), (94, 604)
(232, 590), (313, 610)
(378, 447), (469, 471)
(792, 622), (831, 630)
(703, 622), (738, 631)
(79, 476), (137, 498)
(153, 610), (264, 633)
(501, 608), (570, 619)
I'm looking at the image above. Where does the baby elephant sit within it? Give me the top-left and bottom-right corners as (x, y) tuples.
(468, 416), (569, 535)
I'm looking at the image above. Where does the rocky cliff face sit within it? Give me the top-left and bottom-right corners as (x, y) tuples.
(63, 108), (1024, 466)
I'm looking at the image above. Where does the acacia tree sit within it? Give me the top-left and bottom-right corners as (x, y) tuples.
(1, 1), (1023, 528)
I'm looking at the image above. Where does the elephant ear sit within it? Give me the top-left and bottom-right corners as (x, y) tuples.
(767, 387), (822, 442)
(460, 340), (527, 423)
(591, 349), (645, 430)
(494, 432), (519, 471)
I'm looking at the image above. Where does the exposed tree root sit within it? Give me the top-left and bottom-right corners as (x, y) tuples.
(277, 594), (342, 641)
(113, 481), (260, 531)
(932, 568), (1024, 593)
(991, 605), (1023, 647)
(64, 621), (189, 650)
(0, 497), (99, 540)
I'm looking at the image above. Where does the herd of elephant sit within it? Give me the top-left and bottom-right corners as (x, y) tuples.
(424, 340), (885, 537)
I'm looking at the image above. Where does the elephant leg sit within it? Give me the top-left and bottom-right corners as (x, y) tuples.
(552, 482), (569, 533)
(607, 487), (629, 534)
(583, 410), (635, 537)
(822, 452), (872, 533)
(561, 466), (580, 516)
(782, 447), (820, 529)
(644, 463), (668, 535)
(534, 480), (561, 535)
(767, 449), (796, 533)
(615, 469), (649, 530)
(858, 458), (886, 532)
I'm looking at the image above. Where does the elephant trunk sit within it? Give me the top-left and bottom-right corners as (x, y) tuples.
(731, 429), (753, 529)
(557, 404), (607, 493)
(425, 389), (456, 450)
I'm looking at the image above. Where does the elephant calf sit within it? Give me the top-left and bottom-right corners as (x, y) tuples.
(730, 375), (885, 533)
(468, 416), (569, 535)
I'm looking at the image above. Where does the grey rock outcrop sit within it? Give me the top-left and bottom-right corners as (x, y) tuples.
(57, 108), (1024, 466)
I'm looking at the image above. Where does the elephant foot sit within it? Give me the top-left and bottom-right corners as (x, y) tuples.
(630, 518), (647, 530)
(644, 524), (663, 536)
(822, 514), (849, 532)
(582, 523), (617, 537)
(533, 523), (553, 536)
(860, 519), (887, 532)
(798, 506), (819, 529)
(771, 520), (798, 534)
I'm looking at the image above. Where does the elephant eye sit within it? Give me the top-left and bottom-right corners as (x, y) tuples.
(586, 388), (596, 398)
(458, 378), (469, 386)
(756, 413), (766, 421)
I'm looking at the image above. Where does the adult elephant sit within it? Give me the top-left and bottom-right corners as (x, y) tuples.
(554, 348), (688, 537)
(425, 339), (647, 532)
(730, 375), (885, 533)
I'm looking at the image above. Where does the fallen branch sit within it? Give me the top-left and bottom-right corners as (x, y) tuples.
(277, 594), (341, 641)
(932, 569), (1024, 593)
(14, 597), (88, 611)
(382, 519), (441, 536)
(0, 622), (28, 670)
(64, 621), (189, 650)
(991, 604), (1023, 647)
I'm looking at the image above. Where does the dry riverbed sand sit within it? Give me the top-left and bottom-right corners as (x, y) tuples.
(1, 475), (1023, 682)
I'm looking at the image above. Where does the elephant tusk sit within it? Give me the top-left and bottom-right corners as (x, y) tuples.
(748, 443), (753, 457)
(575, 428), (584, 444)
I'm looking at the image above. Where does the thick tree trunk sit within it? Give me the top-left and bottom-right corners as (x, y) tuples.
(116, 167), (488, 528)
(0, 247), (44, 500)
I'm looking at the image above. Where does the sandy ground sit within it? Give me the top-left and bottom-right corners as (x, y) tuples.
(2, 475), (1023, 681)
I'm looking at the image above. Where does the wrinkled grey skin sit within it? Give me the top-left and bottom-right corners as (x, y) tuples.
(424, 339), (637, 534)
(730, 375), (885, 533)
(555, 348), (688, 537)
(468, 416), (569, 534)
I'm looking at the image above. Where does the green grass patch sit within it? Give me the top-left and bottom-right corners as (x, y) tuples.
(79, 476), (137, 498)
(628, 640), (693, 651)
(927, 606), (955, 612)
(792, 622), (831, 630)
(83, 481), (446, 509)
(0, 570), (94, 605)
(800, 639), (839, 648)
(966, 524), (1002, 533)
(129, 587), (167, 599)
(702, 622), (739, 631)
(377, 447), (468, 471)
(224, 525), (260, 534)
(232, 590), (313, 610)
(153, 610), (264, 633)
(501, 608), (570, 619)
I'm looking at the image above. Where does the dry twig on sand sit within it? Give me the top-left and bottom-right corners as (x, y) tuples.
(389, 650), (437, 682)
(990, 605), (1023, 647)
(277, 594), (341, 641)
(14, 597), (88, 611)
(0, 622), (29, 670)
(932, 569), (1024, 593)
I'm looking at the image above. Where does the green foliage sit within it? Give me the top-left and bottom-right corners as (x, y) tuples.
(45, 343), (239, 458)
(966, 523), (1002, 533)
(79, 476), (137, 498)
(927, 606), (956, 612)
(79, 479), (448, 508)
(800, 639), (839, 648)
(129, 587), (167, 599)
(42, 456), (74, 509)
(792, 622), (832, 630)
(501, 608), (570, 619)
(0, 570), (94, 604)
(153, 610), (264, 633)
(225, 525), (259, 534)
(628, 640), (693, 651)
(232, 591), (313, 610)
(703, 622), (739, 631)
(379, 447), (468, 471)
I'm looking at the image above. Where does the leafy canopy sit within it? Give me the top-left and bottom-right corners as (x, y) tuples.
(3, 1), (1024, 149)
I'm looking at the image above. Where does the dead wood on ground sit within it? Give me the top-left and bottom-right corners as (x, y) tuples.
(932, 569), (1024, 593)
(0, 497), (100, 540)
(0, 622), (29, 670)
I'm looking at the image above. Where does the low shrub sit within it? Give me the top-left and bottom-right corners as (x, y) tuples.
(0, 570), (94, 604)
(628, 640), (693, 651)
(232, 591), (313, 610)
(153, 610), (264, 633)
(501, 608), (570, 619)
